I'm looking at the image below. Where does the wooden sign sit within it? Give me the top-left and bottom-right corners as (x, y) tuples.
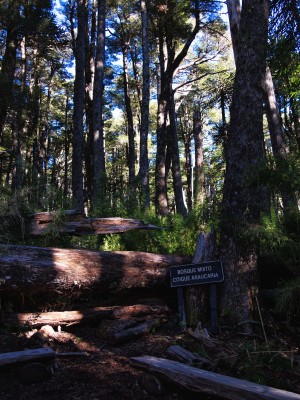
(170, 261), (224, 288)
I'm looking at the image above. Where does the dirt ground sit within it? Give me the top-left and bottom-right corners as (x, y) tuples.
(0, 315), (221, 400)
(1, 310), (300, 400)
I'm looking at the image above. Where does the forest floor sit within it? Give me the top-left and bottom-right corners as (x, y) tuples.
(1, 307), (300, 400)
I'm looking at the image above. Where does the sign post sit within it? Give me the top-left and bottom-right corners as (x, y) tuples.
(170, 260), (224, 332)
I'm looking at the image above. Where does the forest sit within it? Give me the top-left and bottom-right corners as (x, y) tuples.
(0, 0), (300, 398)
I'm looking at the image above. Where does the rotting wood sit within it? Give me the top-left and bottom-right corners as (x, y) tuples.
(28, 209), (161, 236)
(130, 355), (300, 400)
(0, 244), (191, 294)
(167, 345), (213, 369)
(2, 304), (170, 328)
(100, 318), (163, 345)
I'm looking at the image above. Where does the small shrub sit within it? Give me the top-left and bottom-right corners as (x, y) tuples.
(275, 278), (300, 325)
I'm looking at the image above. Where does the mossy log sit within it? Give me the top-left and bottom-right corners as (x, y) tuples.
(0, 244), (191, 294)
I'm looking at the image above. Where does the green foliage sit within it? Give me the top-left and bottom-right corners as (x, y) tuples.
(275, 278), (300, 325)
(236, 342), (293, 385)
(39, 209), (71, 248)
(0, 187), (34, 243)
(94, 209), (207, 256)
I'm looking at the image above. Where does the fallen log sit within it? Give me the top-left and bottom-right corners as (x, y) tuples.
(130, 356), (300, 400)
(0, 347), (88, 368)
(99, 317), (163, 345)
(0, 348), (55, 367)
(0, 244), (191, 294)
(3, 304), (170, 328)
(28, 210), (161, 236)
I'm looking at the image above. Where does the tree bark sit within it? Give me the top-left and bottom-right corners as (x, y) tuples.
(193, 105), (205, 206)
(72, 0), (87, 212)
(262, 66), (298, 210)
(0, 244), (191, 294)
(169, 88), (187, 216)
(139, 0), (151, 209)
(0, 1), (20, 141)
(226, 0), (296, 213)
(92, 0), (106, 207)
(219, 0), (270, 328)
(226, 0), (241, 64)
(120, 25), (136, 190)
(155, 6), (200, 216)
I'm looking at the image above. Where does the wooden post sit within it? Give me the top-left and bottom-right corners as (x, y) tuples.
(185, 227), (216, 327)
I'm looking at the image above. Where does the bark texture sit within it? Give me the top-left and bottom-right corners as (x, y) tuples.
(92, 0), (106, 206)
(139, 0), (151, 209)
(72, 0), (87, 212)
(219, 0), (269, 328)
(0, 244), (191, 294)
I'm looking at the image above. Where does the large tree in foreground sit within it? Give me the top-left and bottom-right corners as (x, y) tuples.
(72, 0), (87, 212)
(219, 0), (270, 329)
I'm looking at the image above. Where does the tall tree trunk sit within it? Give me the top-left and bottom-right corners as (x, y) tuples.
(263, 66), (298, 210)
(155, 6), (200, 216)
(155, 73), (170, 215)
(92, 0), (106, 209)
(0, 1), (20, 141)
(11, 36), (27, 192)
(139, 0), (150, 209)
(226, 0), (241, 64)
(179, 112), (192, 212)
(219, 0), (270, 329)
(169, 88), (187, 216)
(72, 0), (87, 212)
(122, 44), (136, 190)
(193, 105), (205, 206)
(63, 93), (71, 206)
(84, 0), (96, 205)
(227, 0), (296, 213)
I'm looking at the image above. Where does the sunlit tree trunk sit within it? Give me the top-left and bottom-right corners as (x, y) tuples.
(169, 88), (187, 216)
(179, 109), (192, 212)
(139, 0), (150, 209)
(122, 44), (136, 191)
(193, 105), (205, 206)
(84, 0), (97, 204)
(155, 5), (200, 216)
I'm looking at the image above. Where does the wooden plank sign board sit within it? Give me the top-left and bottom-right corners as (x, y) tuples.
(170, 260), (224, 288)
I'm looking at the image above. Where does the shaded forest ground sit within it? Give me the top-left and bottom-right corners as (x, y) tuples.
(1, 296), (300, 400)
